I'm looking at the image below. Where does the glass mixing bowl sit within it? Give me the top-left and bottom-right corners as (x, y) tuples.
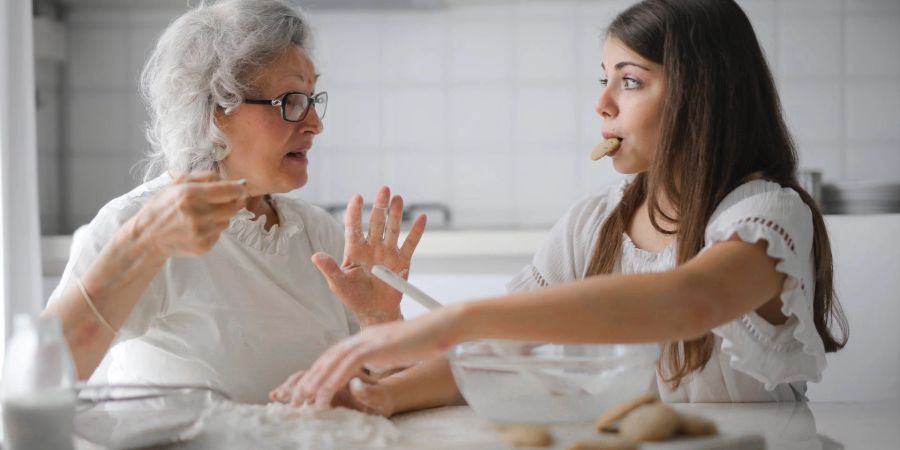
(74, 383), (229, 449)
(448, 340), (660, 424)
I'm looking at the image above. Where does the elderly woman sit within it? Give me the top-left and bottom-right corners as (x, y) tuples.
(43, 0), (425, 403)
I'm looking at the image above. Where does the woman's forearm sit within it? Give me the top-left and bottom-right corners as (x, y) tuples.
(454, 270), (715, 346)
(41, 217), (168, 379)
(373, 272), (693, 416)
(380, 357), (465, 416)
(452, 240), (783, 347)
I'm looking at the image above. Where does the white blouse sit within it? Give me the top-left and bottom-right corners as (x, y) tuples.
(507, 179), (823, 402)
(49, 174), (359, 403)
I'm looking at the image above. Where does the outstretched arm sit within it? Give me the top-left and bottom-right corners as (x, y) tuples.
(288, 237), (784, 408)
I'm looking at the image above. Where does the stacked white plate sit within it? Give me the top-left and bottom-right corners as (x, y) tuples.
(821, 182), (900, 214)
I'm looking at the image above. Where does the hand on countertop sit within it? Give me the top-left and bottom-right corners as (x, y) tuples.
(269, 368), (395, 417)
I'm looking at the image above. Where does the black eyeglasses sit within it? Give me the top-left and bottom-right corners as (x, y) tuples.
(243, 91), (328, 122)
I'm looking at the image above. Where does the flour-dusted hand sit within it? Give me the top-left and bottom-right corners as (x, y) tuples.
(286, 305), (465, 409)
(312, 186), (427, 326)
(270, 369), (396, 417)
(131, 172), (247, 258)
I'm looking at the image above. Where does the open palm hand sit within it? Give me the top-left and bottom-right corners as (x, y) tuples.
(313, 186), (426, 326)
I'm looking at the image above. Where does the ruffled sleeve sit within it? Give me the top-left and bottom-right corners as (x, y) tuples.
(703, 179), (825, 390)
(506, 181), (626, 293)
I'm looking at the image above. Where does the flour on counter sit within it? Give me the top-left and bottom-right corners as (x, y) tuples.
(195, 401), (400, 450)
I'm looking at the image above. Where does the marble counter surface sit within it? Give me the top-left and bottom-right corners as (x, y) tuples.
(391, 401), (896, 449)
(43, 400), (899, 449)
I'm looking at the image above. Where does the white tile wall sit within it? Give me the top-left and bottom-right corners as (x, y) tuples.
(128, 27), (164, 90)
(317, 86), (383, 148)
(575, 1), (624, 86)
(35, 58), (63, 235)
(847, 145), (900, 183)
(36, 0), (900, 233)
(38, 154), (61, 233)
(449, 85), (512, 147)
(312, 13), (383, 86)
(450, 20), (512, 82)
(513, 87), (578, 148)
(295, 148), (327, 203)
(35, 78), (60, 153)
(780, 82), (843, 142)
(383, 87), (447, 149)
(846, 83), (900, 142)
(779, 0), (844, 16)
(513, 17), (576, 82)
(777, 15), (843, 80)
(65, 91), (132, 157)
(384, 152), (450, 204)
(738, 0), (777, 74)
(796, 144), (844, 183)
(579, 156), (627, 195)
(846, 15), (900, 77)
(451, 151), (514, 227)
(129, 99), (152, 157)
(65, 155), (140, 225)
(514, 151), (580, 225)
(514, 0), (577, 19)
(322, 152), (387, 205)
(382, 13), (448, 84)
(67, 28), (129, 90)
(845, 0), (900, 15)
(577, 86), (604, 146)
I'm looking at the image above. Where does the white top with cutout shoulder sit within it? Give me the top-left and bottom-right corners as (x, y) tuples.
(507, 179), (822, 402)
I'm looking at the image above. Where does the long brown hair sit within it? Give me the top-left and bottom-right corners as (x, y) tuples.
(585, 0), (848, 387)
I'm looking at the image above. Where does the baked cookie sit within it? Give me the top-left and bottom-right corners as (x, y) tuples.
(594, 392), (660, 432)
(498, 425), (554, 448)
(618, 403), (681, 442)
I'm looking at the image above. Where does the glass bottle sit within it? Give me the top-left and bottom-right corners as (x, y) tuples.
(2, 314), (77, 450)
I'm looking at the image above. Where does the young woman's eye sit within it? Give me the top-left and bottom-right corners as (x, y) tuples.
(623, 77), (641, 89)
(599, 77), (609, 87)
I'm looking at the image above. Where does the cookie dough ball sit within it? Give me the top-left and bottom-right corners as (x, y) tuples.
(619, 403), (680, 442)
(678, 412), (718, 437)
(595, 392), (660, 432)
(565, 436), (637, 450)
(498, 425), (554, 448)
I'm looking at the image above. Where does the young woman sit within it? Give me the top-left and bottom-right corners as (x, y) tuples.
(272, 0), (848, 412)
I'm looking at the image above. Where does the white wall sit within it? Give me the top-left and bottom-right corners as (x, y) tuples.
(38, 0), (900, 232)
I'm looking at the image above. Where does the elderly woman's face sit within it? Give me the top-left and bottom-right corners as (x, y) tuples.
(218, 45), (322, 195)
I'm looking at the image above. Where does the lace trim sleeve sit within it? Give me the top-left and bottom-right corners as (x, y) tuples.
(705, 181), (825, 389)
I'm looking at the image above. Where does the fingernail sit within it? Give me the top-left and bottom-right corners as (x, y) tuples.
(236, 178), (247, 185)
(349, 378), (367, 397)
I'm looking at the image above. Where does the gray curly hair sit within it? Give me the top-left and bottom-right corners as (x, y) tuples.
(139, 0), (313, 179)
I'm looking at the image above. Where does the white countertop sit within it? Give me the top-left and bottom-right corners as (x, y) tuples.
(32, 400), (897, 449)
(389, 401), (900, 449)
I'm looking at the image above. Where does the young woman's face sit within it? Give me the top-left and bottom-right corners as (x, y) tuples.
(217, 45), (324, 196)
(595, 37), (665, 174)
